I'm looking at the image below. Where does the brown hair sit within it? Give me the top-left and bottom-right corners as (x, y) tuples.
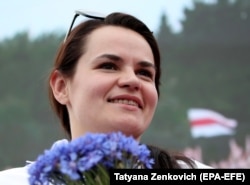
(48, 12), (161, 138)
(147, 145), (196, 168)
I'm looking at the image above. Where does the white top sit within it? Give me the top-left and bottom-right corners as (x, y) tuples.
(0, 166), (30, 185)
(0, 140), (212, 185)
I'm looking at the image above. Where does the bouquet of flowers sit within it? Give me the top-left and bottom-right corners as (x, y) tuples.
(28, 132), (154, 185)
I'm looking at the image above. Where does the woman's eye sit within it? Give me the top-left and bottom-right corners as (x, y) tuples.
(99, 62), (117, 70)
(137, 69), (153, 79)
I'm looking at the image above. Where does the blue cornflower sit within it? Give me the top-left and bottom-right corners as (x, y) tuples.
(28, 132), (154, 185)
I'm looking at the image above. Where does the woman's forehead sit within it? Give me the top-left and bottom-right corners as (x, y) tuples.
(84, 26), (154, 60)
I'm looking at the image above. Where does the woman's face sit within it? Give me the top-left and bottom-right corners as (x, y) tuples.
(54, 26), (158, 140)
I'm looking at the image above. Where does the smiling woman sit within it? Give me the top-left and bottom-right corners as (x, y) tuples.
(48, 10), (161, 141)
(52, 25), (158, 140)
(0, 9), (211, 185)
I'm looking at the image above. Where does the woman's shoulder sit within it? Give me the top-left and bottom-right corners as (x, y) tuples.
(0, 139), (68, 185)
(178, 159), (213, 169)
(193, 160), (213, 169)
(0, 165), (30, 185)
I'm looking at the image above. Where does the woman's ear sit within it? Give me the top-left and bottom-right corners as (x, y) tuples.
(50, 70), (68, 105)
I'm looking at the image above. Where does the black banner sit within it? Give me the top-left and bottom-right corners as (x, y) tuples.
(110, 169), (249, 185)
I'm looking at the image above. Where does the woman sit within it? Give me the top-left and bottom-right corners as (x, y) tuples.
(0, 10), (210, 184)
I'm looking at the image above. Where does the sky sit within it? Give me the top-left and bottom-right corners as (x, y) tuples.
(0, 0), (210, 41)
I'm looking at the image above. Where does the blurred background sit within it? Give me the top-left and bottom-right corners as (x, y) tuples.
(0, 0), (250, 170)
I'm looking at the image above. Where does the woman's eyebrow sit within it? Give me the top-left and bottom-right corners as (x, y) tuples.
(96, 54), (121, 61)
(138, 61), (156, 70)
(96, 54), (156, 70)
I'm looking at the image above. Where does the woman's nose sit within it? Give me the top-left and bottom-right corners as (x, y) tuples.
(118, 70), (141, 90)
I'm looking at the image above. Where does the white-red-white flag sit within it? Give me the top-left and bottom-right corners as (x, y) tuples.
(187, 108), (237, 138)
